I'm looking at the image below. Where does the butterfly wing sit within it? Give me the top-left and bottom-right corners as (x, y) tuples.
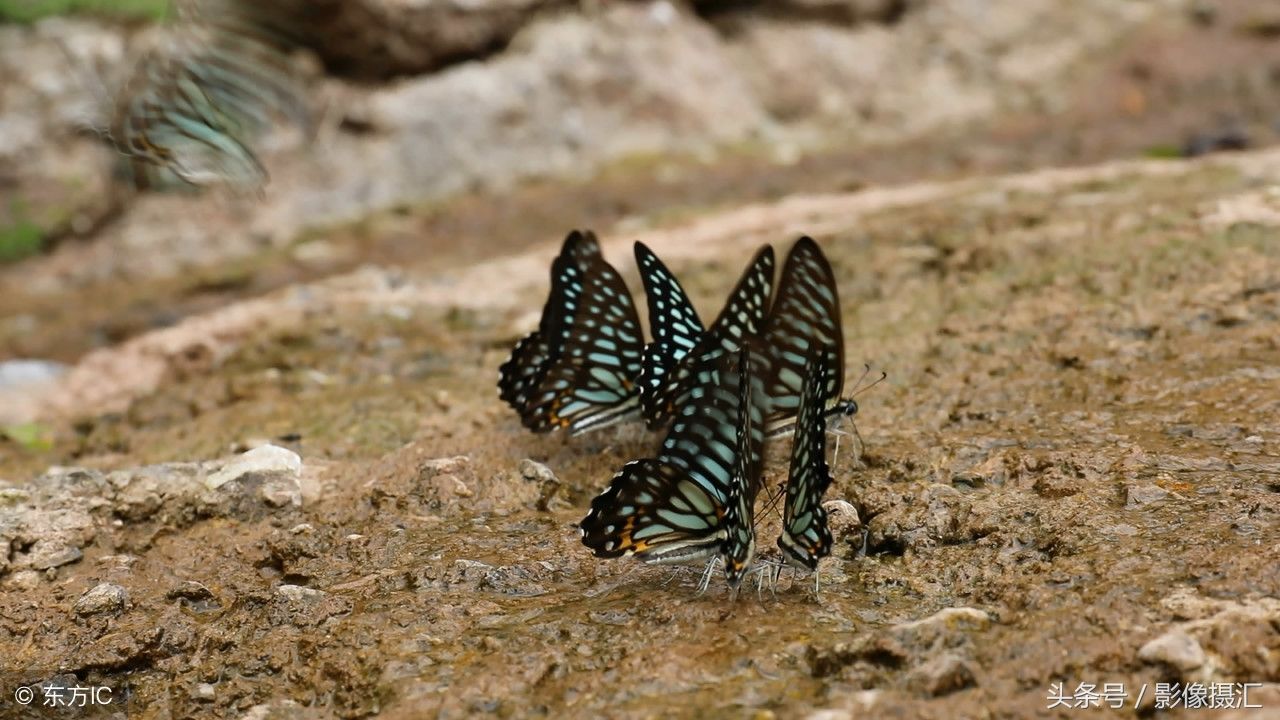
(498, 230), (600, 413)
(706, 245), (775, 345)
(777, 350), (837, 570)
(580, 349), (744, 564)
(640, 246), (775, 429)
(760, 237), (844, 425)
(721, 346), (765, 589)
(635, 242), (706, 426)
(521, 246), (645, 435)
(635, 241), (704, 355)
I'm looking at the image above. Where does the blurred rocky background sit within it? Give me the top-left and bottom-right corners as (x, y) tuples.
(3, 0), (1279, 301)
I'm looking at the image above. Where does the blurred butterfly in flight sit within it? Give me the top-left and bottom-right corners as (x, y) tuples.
(106, 0), (312, 190)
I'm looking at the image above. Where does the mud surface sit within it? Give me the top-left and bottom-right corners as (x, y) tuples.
(3, 148), (1279, 719)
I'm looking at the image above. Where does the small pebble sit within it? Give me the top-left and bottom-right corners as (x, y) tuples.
(277, 584), (325, 603)
(7, 570), (42, 591)
(519, 459), (558, 484)
(908, 652), (976, 697)
(74, 583), (128, 616)
(1125, 484), (1170, 507)
(30, 544), (83, 571)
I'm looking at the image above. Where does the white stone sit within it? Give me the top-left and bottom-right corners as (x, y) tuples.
(277, 584), (324, 602)
(1138, 630), (1205, 671)
(205, 445), (302, 490)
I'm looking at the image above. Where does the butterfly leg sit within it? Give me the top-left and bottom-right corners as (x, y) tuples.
(695, 557), (719, 596)
(752, 561), (779, 602)
(850, 421), (867, 468)
(826, 408), (853, 470)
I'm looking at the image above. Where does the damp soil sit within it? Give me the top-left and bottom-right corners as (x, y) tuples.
(2, 154), (1278, 719)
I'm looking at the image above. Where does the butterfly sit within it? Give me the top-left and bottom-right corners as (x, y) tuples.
(777, 349), (839, 571)
(635, 242), (775, 430)
(580, 345), (765, 591)
(758, 236), (858, 436)
(498, 230), (600, 413)
(500, 231), (645, 435)
(107, 0), (311, 190)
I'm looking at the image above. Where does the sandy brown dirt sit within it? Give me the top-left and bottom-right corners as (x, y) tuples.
(2, 145), (1278, 719)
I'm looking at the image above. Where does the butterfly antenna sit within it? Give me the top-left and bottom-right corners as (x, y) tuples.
(832, 427), (842, 469)
(758, 480), (786, 520)
(852, 366), (888, 397)
(849, 362), (873, 394)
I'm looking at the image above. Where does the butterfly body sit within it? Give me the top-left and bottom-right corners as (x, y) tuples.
(764, 399), (858, 440)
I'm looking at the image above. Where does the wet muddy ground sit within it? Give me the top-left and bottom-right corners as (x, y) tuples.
(2, 148), (1279, 718)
